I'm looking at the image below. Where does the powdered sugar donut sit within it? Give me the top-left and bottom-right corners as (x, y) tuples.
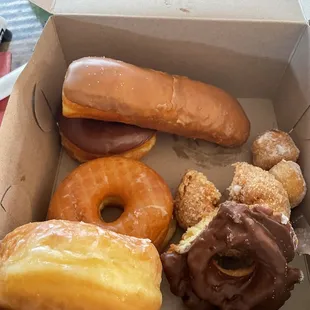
(228, 162), (291, 218)
(270, 160), (307, 208)
(251, 129), (299, 170)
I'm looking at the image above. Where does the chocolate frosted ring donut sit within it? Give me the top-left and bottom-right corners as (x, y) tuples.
(161, 201), (302, 310)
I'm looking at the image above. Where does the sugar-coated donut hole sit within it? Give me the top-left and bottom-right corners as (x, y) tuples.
(99, 196), (125, 223)
(212, 249), (256, 277)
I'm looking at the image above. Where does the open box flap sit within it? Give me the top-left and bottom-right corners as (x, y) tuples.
(0, 19), (66, 236)
(300, 0), (310, 24)
(29, 0), (55, 14)
(29, 0), (307, 22)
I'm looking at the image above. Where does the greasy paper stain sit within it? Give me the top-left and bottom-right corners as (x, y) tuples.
(291, 209), (310, 256)
(295, 228), (310, 256)
(180, 8), (190, 13)
(172, 136), (247, 169)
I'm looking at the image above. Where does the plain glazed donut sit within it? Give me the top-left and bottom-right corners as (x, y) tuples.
(47, 157), (173, 250)
(0, 220), (163, 310)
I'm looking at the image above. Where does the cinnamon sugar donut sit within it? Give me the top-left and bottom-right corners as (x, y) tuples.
(228, 162), (291, 218)
(174, 170), (221, 229)
(252, 129), (299, 170)
(47, 157), (173, 250)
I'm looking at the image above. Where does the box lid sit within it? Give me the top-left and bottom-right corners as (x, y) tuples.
(29, 0), (307, 23)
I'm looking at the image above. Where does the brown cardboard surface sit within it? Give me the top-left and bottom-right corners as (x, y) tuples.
(0, 18), (66, 237)
(275, 27), (310, 230)
(274, 26), (310, 132)
(30, 0), (306, 22)
(291, 207), (310, 255)
(291, 104), (310, 223)
(1, 11), (310, 310)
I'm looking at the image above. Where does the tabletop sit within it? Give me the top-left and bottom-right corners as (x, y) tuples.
(0, 0), (50, 70)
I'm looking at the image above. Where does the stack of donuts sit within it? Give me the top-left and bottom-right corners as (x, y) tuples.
(0, 57), (306, 310)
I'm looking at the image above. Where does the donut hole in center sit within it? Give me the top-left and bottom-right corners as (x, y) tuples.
(212, 249), (255, 277)
(99, 196), (124, 223)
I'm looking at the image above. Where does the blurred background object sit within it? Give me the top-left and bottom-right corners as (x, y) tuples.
(0, 0), (50, 69)
(0, 0), (49, 125)
(0, 16), (13, 42)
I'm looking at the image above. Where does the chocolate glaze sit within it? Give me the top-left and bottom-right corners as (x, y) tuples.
(57, 110), (156, 155)
(161, 202), (302, 310)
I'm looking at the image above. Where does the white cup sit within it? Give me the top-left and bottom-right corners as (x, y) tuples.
(0, 63), (28, 101)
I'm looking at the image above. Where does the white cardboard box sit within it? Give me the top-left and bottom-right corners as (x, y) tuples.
(1, 0), (310, 309)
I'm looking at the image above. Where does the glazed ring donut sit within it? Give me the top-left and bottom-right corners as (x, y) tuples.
(47, 157), (173, 250)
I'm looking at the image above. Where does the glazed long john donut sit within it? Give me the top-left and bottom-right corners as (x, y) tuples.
(62, 57), (250, 147)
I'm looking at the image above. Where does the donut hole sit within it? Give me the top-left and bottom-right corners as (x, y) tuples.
(100, 196), (124, 223)
(212, 249), (255, 277)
